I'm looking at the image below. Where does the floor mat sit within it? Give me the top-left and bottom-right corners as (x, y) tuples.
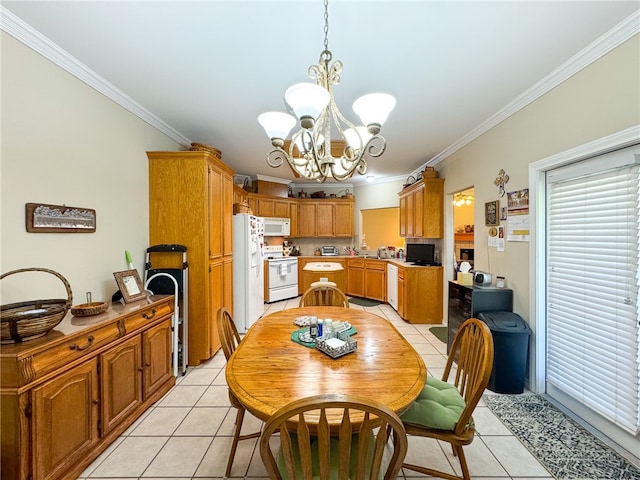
(428, 326), (447, 343)
(484, 394), (640, 479)
(348, 297), (382, 307)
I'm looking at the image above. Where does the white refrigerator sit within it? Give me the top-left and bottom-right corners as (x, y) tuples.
(232, 214), (265, 332)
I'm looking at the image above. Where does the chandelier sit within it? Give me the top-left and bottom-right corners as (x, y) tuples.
(454, 192), (474, 207)
(257, 0), (396, 182)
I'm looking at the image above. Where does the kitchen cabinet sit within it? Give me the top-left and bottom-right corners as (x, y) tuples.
(388, 262), (443, 324)
(233, 184), (248, 205)
(398, 178), (444, 238)
(346, 258), (365, 297)
(245, 193), (293, 220)
(346, 258), (385, 301)
(148, 150), (235, 364)
(364, 259), (386, 302)
(447, 281), (513, 353)
(296, 199), (354, 237)
(0, 296), (175, 480)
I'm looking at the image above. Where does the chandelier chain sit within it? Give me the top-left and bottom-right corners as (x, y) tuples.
(323, 0), (329, 52)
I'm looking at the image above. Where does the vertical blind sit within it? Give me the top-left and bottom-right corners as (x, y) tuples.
(546, 150), (640, 434)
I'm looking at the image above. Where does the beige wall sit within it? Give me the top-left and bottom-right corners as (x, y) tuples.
(1, 33), (181, 303)
(437, 34), (640, 318)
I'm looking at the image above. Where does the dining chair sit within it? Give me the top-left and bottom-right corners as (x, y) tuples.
(259, 393), (408, 480)
(299, 284), (349, 308)
(399, 317), (494, 480)
(216, 307), (262, 477)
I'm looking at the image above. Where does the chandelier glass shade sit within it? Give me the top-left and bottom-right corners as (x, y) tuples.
(258, 1), (395, 182)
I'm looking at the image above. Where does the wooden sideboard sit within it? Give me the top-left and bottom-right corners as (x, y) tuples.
(0, 295), (175, 480)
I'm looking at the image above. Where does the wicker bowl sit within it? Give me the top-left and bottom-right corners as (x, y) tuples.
(71, 301), (108, 317)
(1, 268), (73, 343)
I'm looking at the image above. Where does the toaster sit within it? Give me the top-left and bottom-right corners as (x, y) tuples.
(321, 246), (339, 256)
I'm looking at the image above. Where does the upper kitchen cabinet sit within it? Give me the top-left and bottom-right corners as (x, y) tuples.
(296, 198), (354, 237)
(148, 150), (234, 364)
(399, 178), (444, 238)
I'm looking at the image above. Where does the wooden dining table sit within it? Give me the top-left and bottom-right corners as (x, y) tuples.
(225, 306), (427, 422)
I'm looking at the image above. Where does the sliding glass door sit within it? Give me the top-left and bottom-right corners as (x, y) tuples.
(545, 145), (639, 456)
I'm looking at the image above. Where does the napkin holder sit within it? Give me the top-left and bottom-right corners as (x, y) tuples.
(316, 331), (357, 358)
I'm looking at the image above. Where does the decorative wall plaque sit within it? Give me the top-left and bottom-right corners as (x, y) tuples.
(25, 203), (96, 233)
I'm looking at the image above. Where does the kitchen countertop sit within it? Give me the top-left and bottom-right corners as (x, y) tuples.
(293, 256), (442, 268)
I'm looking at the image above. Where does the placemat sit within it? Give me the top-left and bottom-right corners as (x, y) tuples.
(291, 326), (357, 348)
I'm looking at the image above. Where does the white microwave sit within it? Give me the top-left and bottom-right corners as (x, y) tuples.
(263, 217), (291, 237)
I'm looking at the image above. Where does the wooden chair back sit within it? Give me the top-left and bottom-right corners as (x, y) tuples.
(259, 394), (407, 480)
(402, 317), (494, 480)
(299, 285), (349, 308)
(216, 307), (241, 361)
(444, 317), (494, 436)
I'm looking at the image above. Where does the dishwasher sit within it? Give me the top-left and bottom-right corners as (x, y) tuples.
(387, 263), (398, 310)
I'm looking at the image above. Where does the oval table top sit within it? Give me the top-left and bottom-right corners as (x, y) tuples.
(225, 306), (427, 422)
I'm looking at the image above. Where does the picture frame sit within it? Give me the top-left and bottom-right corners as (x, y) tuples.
(113, 269), (147, 303)
(485, 200), (499, 226)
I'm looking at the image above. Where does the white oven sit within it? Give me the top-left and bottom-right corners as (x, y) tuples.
(263, 246), (298, 302)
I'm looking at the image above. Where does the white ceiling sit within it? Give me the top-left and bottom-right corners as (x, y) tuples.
(2, 1), (638, 186)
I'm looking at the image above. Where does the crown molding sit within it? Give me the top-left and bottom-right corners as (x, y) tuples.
(0, 6), (192, 147)
(422, 9), (640, 170)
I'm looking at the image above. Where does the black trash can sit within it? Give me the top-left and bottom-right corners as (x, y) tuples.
(477, 311), (532, 394)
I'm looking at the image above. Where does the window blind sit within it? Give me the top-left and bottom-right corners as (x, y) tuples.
(546, 152), (639, 435)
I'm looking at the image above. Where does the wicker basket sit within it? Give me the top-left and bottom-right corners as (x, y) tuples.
(189, 142), (222, 159)
(1, 268), (73, 343)
(233, 202), (251, 214)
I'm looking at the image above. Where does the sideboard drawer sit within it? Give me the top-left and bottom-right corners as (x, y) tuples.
(123, 301), (172, 334)
(21, 322), (121, 386)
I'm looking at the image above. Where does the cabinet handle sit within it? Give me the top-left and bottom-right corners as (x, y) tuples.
(142, 308), (157, 320)
(93, 399), (100, 405)
(70, 335), (94, 351)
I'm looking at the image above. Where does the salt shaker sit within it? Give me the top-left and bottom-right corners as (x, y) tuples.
(309, 316), (318, 338)
(317, 319), (324, 337)
(324, 319), (333, 336)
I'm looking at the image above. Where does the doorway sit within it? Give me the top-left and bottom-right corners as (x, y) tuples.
(452, 188), (475, 275)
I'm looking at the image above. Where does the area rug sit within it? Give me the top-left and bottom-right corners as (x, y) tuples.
(484, 394), (640, 479)
(348, 297), (382, 307)
(429, 326), (447, 343)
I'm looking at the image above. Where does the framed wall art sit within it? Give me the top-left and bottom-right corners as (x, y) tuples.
(26, 203), (96, 233)
(113, 269), (147, 303)
(485, 200), (499, 226)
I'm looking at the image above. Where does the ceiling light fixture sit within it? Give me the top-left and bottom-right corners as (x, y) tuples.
(454, 192), (474, 207)
(258, 0), (396, 183)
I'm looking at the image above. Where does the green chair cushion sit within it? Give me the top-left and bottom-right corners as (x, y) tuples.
(400, 376), (466, 431)
(276, 432), (379, 479)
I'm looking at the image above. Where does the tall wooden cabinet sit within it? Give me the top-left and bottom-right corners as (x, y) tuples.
(399, 178), (444, 238)
(148, 150), (235, 364)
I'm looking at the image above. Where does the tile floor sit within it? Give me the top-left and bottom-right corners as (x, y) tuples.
(78, 297), (555, 479)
